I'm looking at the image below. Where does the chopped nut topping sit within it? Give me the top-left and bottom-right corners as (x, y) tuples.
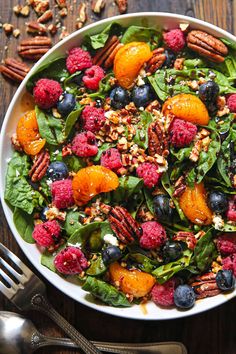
(3, 23), (14, 35)
(92, 0), (106, 13)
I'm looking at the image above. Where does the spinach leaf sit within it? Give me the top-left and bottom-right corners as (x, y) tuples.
(64, 107), (83, 138)
(170, 146), (192, 162)
(121, 26), (161, 45)
(129, 253), (160, 273)
(13, 208), (35, 243)
(152, 249), (192, 284)
(85, 23), (122, 50)
(41, 245), (65, 272)
(64, 210), (82, 236)
(217, 127), (236, 187)
(144, 188), (155, 214)
(36, 106), (65, 145)
(68, 221), (112, 246)
(86, 255), (106, 276)
(111, 176), (143, 203)
(82, 276), (131, 307)
(5, 152), (44, 214)
(88, 73), (114, 100)
(184, 58), (206, 68)
(26, 57), (68, 92)
(191, 229), (217, 272)
(133, 111), (153, 149)
(64, 155), (86, 172)
(215, 223), (236, 232)
(220, 38), (236, 50)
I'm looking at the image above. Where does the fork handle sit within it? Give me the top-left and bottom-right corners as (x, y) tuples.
(31, 293), (101, 354)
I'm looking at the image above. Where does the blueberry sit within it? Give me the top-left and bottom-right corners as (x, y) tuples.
(40, 207), (49, 221)
(208, 191), (228, 213)
(199, 80), (219, 104)
(153, 194), (174, 223)
(110, 86), (129, 109)
(216, 269), (235, 291)
(163, 50), (176, 68)
(102, 246), (122, 265)
(131, 85), (152, 108)
(57, 93), (76, 116)
(162, 241), (183, 262)
(174, 285), (195, 309)
(47, 161), (69, 181)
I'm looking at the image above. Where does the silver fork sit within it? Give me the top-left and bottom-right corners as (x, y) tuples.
(0, 242), (101, 354)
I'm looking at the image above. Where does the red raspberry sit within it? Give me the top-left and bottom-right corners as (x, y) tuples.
(169, 118), (197, 148)
(33, 79), (63, 110)
(227, 94), (236, 113)
(151, 278), (176, 307)
(226, 196), (236, 222)
(222, 253), (236, 276)
(101, 148), (123, 171)
(81, 106), (106, 132)
(136, 162), (161, 189)
(32, 220), (61, 247)
(71, 131), (98, 157)
(54, 246), (88, 274)
(66, 47), (92, 74)
(82, 65), (105, 90)
(163, 29), (186, 53)
(51, 179), (74, 209)
(217, 233), (236, 256)
(140, 221), (167, 250)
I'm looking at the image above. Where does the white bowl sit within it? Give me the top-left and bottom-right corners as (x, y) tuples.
(1, 12), (235, 320)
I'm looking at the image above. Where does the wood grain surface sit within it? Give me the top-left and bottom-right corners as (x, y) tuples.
(0, 1), (236, 354)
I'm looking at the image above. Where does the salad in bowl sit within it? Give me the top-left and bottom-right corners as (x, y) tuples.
(2, 14), (236, 317)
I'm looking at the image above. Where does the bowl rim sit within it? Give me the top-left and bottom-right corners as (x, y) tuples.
(1, 12), (236, 321)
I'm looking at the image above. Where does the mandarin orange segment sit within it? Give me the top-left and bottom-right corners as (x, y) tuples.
(72, 165), (119, 206)
(16, 110), (46, 155)
(109, 262), (156, 298)
(162, 93), (210, 125)
(114, 42), (152, 89)
(179, 182), (213, 225)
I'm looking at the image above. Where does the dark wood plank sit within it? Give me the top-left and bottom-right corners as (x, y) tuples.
(0, 1), (236, 354)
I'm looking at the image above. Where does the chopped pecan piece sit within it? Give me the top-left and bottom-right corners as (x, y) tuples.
(55, 0), (67, 8)
(0, 58), (30, 83)
(173, 231), (196, 250)
(115, 0), (128, 13)
(108, 206), (142, 244)
(37, 10), (53, 23)
(93, 35), (123, 68)
(92, 0), (106, 13)
(30, 0), (49, 15)
(76, 2), (87, 29)
(26, 21), (47, 35)
(29, 150), (50, 182)
(146, 48), (166, 74)
(3, 23), (13, 35)
(148, 121), (169, 157)
(191, 272), (221, 299)
(187, 30), (228, 63)
(11, 133), (23, 152)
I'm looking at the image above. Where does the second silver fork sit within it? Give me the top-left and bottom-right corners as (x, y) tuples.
(0, 242), (101, 354)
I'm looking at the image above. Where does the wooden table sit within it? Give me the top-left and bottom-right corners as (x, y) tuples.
(0, 1), (236, 353)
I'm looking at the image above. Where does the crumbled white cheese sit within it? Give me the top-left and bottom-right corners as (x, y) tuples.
(212, 213), (224, 230)
(67, 242), (82, 248)
(104, 234), (119, 246)
(105, 110), (115, 119)
(136, 75), (145, 86)
(53, 150), (59, 155)
(157, 161), (168, 173)
(46, 179), (53, 186)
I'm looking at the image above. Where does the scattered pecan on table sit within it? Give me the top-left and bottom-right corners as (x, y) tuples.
(115, 0), (128, 14)
(92, 0), (106, 14)
(18, 36), (52, 60)
(29, 150), (50, 182)
(93, 35), (123, 68)
(26, 21), (47, 35)
(0, 58), (30, 83)
(76, 2), (87, 29)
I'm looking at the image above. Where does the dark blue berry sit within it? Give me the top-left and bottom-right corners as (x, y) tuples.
(57, 93), (76, 116)
(40, 207), (49, 221)
(102, 246), (122, 265)
(153, 194), (174, 223)
(131, 85), (152, 108)
(47, 161), (69, 181)
(216, 269), (235, 291)
(199, 80), (219, 104)
(174, 285), (195, 309)
(208, 191), (228, 213)
(110, 86), (129, 109)
(162, 241), (183, 262)
(163, 50), (175, 67)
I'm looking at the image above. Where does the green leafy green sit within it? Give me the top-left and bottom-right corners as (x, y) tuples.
(111, 176), (143, 203)
(129, 253), (160, 273)
(84, 23), (122, 50)
(64, 210), (82, 236)
(13, 208), (35, 243)
(191, 229), (217, 272)
(64, 107), (83, 138)
(68, 221), (112, 246)
(134, 111), (153, 149)
(217, 127), (236, 187)
(170, 146), (192, 162)
(82, 276), (131, 307)
(87, 73), (114, 100)
(220, 37), (236, 50)
(152, 249), (192, 284)
(86, 256), (106, 276)
(64, 155), (86, 172)
(144, 188), (155, 215)
(41, 245), (65, 272)
(121, 26), (161, 45)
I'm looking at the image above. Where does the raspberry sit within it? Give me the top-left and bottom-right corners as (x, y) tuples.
(81, 106), (106, 132)
(163, 29), (186, 53)
(101, 148), (123, 171)
(169, 118), (197, 148)
(33, 79), (63, 110)
(140, 221), (167, 250)
(227, 94), (236, 113)
(226, 196), (236, 222)
(222, 253), (236, 276)
(136, 163), (161, 189)
(71, 131), (98, 157)
(151, 278), (176, 307)
(217, 233), (236, 256)
(66, 47), (92, 74)
(32, 220), (61, 247)
(51, 179), (75, 209)
(54, 246), (88, 274)
(82, 65), (105, 90)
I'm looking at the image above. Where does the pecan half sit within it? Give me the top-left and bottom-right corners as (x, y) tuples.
(29, 150), (50, 182)
(18, 36), (52, 60)
(0, 58), (30, 82)
(173, 231), (196, 250)
(76, 2), (87, 29)
(146, 48), (166, 74)
(26, 21), (47, 35)
(187, 30), (228, 63)
(191, 272), (221, 299)
(93, 35), (123, 68)
(148, 121), (169, 157)
(37, 10), (53, 23)
(115, 0), (127, 14)
(108, 206), (142, 244)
